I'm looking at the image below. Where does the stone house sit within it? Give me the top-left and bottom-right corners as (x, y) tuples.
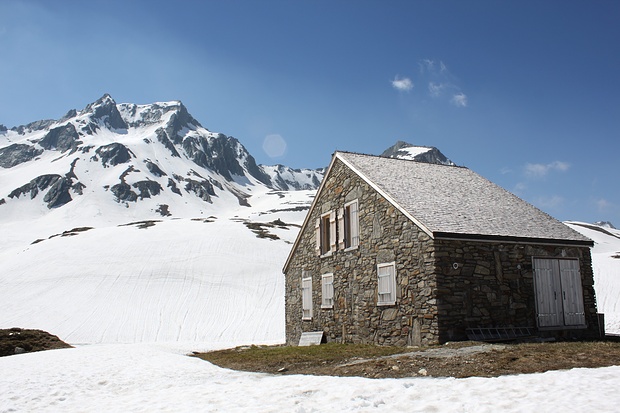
(283, 151), (600, 346)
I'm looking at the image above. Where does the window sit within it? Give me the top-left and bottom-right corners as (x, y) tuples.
(339, 200), (359, 250)
(302, 276), (313, 320)
(377, 262), (396, 306)
(533, 258), (586, 328)
(315, 211), (336, 256)
(321, 273), (334, 308)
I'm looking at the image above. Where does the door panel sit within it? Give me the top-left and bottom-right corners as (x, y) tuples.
(533, 258), (563, 327)
(559, 259), (586, 326)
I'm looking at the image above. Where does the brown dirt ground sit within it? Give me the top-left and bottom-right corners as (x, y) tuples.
(194, 339), (620, 379)
(0, 328), (72, 357)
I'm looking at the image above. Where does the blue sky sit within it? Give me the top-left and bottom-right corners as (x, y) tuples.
(1, 0), (619, 225)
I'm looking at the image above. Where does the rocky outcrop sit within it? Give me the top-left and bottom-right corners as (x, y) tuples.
(133, 180), (163, 199)
(145, 160), (166, 177)
(8, 174), (72, 208)
(381, 141), (454, 166)
(0, 143), (43, 168)
(82, 94), (127, 130)
(110, 182), (138, 202)
(39, 123), (81, 153)
(95, 143), (134, 167)
(184, 179), (215, 203)
(10, 119), (55, 135)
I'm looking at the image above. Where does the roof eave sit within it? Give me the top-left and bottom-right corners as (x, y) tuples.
(433, 232), (594, 247)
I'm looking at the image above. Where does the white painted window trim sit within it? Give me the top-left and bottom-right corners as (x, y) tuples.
(377, 261), (397, 306)
(302, 276), (313, 320)
(321, 273), (334, 309)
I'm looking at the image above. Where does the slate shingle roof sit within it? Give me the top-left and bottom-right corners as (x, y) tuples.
(337, 152), (591, 244)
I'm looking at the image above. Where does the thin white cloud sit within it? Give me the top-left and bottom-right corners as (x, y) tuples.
(524, 161), (570, 178)
(535, 195), (565, 209)
(451, 93), (468, 107)
(596, 198), (612, 212)
(419, 59), (435, 73)
(391, 76), (413, 92)
(428, 82), (445, 97)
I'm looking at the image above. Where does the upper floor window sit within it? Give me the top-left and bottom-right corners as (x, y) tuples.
(315, 199), (359, 256)
(315, 211), (336, 256)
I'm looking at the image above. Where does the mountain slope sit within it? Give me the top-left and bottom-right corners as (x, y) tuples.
(0, 186), (313, 346)
(566, 222), (620, 334)
(0, 94), (322, 223)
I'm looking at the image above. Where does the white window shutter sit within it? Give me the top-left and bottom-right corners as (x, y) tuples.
(337, 208), (345, 250)
(350, 200), (359, 247)
(377, 262), (396, 305)
(315, 218), (321, 256)
(329, 210), (337, 252)
(302, 277), (313, 319)
(321, 273), (334, 308)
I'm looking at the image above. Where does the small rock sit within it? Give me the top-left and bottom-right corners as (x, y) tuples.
(391, 365), (400, 371)
(277, 367), (288, 373)
(418, 368), (428, 376)
(14, 347), (26, 354)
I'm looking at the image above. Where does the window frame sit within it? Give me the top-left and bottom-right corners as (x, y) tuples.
(316, 211), (336, 257)
(377, 261), (397, 306)
(321, 273), (334, 309)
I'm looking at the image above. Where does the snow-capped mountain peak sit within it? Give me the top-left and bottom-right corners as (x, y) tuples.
(0, 95), (323, 222)
(381, 140), (455, 165)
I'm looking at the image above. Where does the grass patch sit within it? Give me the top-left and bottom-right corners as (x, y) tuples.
(193, 340), (620, 378)
(194, 343), (412, 373)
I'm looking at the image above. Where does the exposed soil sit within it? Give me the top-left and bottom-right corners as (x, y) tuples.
(195, 339), (620, 379)
(0, 328), (72, 357)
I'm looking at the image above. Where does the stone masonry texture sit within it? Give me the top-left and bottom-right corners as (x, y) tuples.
(284, 158), (599, 346)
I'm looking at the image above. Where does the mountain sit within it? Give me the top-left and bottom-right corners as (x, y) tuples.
(0, 94), (323, 221)
(381, 141), (455, 165)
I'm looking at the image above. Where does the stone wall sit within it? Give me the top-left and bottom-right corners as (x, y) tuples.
(284, 158), (600, 346)
(285, 158), (438, 346)
(433, 240), (599, 342)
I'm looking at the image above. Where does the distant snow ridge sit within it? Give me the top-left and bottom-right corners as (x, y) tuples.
(595, 221), (616, 229)
(381, 140), (455, 165)
(0, 94), (323, 219)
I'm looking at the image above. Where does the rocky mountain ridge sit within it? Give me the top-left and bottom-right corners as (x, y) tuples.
(0, 95), (323, 218)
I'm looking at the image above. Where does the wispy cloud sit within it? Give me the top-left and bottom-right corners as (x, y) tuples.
(596, 198), (612, 212)
(391, 76), (413, 92)
(428, 82), (446, 97)
(451, 93), (468, 107)
(535, 195), (565, 209)
(524, 161), (570, 178)
(408, 59), (468, 107)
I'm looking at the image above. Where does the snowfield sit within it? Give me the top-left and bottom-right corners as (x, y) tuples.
(1, 344), (620, 412)
(1, 189), (620, 411)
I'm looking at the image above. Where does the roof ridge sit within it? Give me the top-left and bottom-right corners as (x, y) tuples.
(335, 150), (466, 169)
